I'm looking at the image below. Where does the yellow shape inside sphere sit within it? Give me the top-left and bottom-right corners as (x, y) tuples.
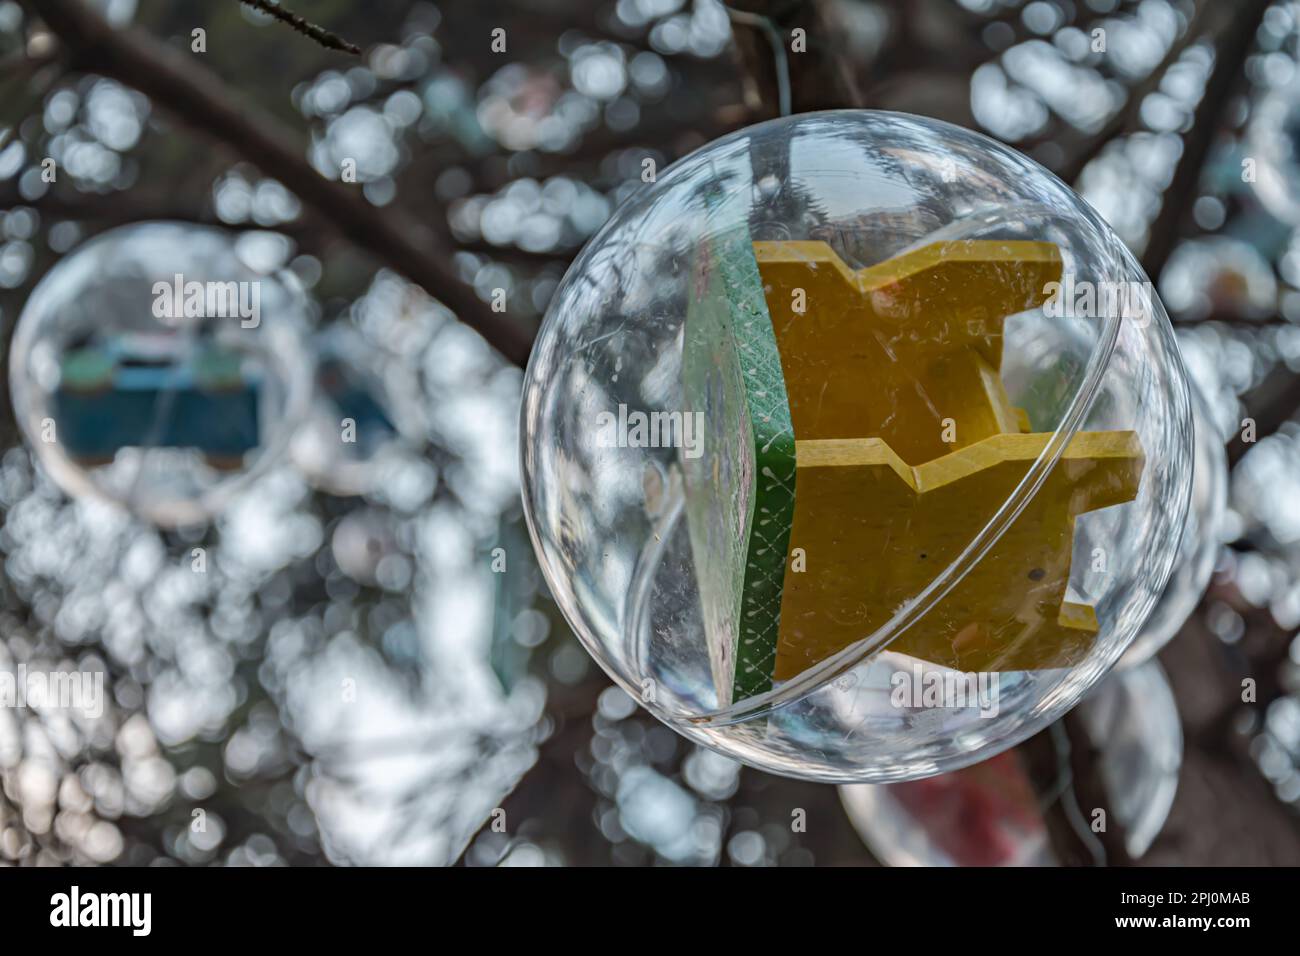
(751, 239), (1143, 676)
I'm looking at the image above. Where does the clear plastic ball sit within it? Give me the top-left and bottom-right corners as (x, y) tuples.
(1119, 371), (1226, 668)
(331, 507), (403, 587)
(1158, 236), (1277, 321)
(1247, 74), (1300, 227)
(290, 323), (428, 498)
(9, 222), (313, 527)
(840, 750), (1052, 866)
(521, 111), (1193, 781)
(839, 658), (1181, 864)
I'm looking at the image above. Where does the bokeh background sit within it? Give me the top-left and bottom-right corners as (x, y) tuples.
(2, 0), (1300, 865)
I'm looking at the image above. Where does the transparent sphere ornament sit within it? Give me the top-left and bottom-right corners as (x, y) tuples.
(290, 323), (429, 498)
(1119, 371), (1226, 668)
(1158, 236), (1277, 322)
(839, 658), (1181, 864)
(9, 222), (313, 527)
(521, 111), (1194, 781)
(330, 507), (407, 589)
(1246, 73), (1300, 227)
(841, 749), (1052, 866)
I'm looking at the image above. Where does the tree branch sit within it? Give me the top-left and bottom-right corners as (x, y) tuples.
(1058, 0), (1215, 185)
(21, 0), (535, 366)
(0, 39), (62, 82)
(1228, 359), (1300, 466)
(1140, 0), (1271, 281)
(237, 0), (360, 55)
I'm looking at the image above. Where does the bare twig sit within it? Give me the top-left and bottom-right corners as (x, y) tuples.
(0, 41), (62, 82)
(1227, 360), (1300, 466)
(1058, 0), (1215, 185)
(1140, 0), (1271, 281)
(0, 181), (333, 253)
(21, 0), (535, 366)
(237, 0), (360, 55)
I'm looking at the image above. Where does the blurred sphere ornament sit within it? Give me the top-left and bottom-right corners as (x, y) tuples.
(331, 507), (407, 589)
(1158, 236), (1277, 322)
(1246, 74), (1300, 227)
(841, 749), (1051, 866)
(839, 658), (1181, 864)
(290, 323), (429, 498)
(521, 111), (1193, 781)
(9, 222), (313, 527)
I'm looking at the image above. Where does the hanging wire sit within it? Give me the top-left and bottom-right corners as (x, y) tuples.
(726, 5), (793, 118)
(1048, 720), (1109, 866)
